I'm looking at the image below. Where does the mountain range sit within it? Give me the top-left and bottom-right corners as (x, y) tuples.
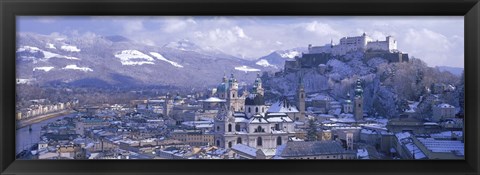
(16, 33), (295, 89)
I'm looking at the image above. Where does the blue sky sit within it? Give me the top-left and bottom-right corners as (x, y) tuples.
(17, 16), (464, 68)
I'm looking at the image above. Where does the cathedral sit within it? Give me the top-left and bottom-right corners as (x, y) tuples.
(213, 73), (297, 149)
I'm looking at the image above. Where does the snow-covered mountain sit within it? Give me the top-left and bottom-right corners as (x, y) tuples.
(16, 33), (267, 88)
(255, 48), (307, 70)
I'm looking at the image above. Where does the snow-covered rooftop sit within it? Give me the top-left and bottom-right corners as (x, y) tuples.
(232, 144), (257, 157)
(357, 148), (369, 159)
(436, 103), (454, 108)
(417, 138), (464, 156)
(200, 97), (226, 103)
(267, 101), (299, 113)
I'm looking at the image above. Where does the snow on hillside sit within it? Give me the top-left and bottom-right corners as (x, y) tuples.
(149, 52), (184, 68)
(46, 43), (56, 49)
(327, 59), (353, 81)
(279, 50), (300, 59)
(114, 50), (155, 66)
(17, 46), (41, 53)
(62, 65), (93, 72)
(17, 46), (80, 60)
(256, 59), (277, 68)
(234, 65), (261, 73)
(60, 45), (81, 52)
(33, 66), (54, 72)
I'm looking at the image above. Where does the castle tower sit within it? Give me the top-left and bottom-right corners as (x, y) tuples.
(354, 79), (364, 121)
(296, 77), (306, 122)
(163, 94), (174, 117)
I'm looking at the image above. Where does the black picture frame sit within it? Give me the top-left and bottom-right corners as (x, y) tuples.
(1, 0), (479, 175)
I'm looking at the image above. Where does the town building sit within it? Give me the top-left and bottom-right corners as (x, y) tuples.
(432, 103), (456, 122)
(278, 141), (356, 159)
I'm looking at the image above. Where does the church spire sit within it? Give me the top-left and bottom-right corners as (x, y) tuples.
(354, 78), (363, 98)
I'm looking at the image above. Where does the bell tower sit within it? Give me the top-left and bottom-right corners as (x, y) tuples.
(354, 78), (364, 121)
(296, 77), (306, 122)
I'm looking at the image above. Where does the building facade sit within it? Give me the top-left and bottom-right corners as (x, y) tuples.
(213, 74), (296, 149)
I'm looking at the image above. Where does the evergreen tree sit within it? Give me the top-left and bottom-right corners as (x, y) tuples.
(306, 118), (318, 141)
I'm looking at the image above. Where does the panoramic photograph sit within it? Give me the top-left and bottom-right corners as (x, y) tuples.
(15, 16), (464, 160)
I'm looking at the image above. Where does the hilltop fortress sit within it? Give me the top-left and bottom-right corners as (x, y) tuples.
(285, 33), (409, 72)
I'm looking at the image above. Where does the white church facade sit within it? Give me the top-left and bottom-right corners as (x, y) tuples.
(212, 74), (301, 149)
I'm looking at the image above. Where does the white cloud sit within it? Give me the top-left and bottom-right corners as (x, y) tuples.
(162, 17), (197, 33)
(123, 20), (144, 34)
(302, 21), (343, 38)
(403, 28), (455, 67)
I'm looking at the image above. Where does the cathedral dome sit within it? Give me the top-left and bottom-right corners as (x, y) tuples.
(245, 94), (265, 106)
(216, 82), (229, 93)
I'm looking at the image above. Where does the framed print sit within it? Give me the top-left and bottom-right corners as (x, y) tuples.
(1, 0), (479, 175)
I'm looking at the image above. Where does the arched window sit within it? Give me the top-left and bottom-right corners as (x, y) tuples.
(233, 93), (235, 98)
(256, 126), (263, 132)
(216, 126), (220, 131)
(228, 141), (232, 148)
(235, 124), (240, 132)
(277, 136), (282, 145)
(257, 137), (263, 146)
(228, 124), (232, 132)
(262, 107), (264, 113)
(237, 137), (242, 144)
(248, 107), (251, 113)
(216, 140), (220, 147)
(256, 107), (259, 113)
(301, 94), (304, 99)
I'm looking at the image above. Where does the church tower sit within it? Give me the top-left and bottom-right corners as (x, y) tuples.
(296, 77), (306, 122)
(343, 93), (353, 114)
(163, 93), (174, 117)
(227, 73), (244, 112)
(253, 73), (264, 96)
(354, 78), (364, 121)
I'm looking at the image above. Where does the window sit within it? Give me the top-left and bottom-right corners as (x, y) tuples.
(257, 137), (263, 146)
(256, 107), (258, 113)
(237, 137), (242, 144)
(233, 93), (235, 98)
(301, 94), (304, 99)
(277, 136), (282, 145)
(228, 124), (232, 132)
(248, 107), (251, 113)
(256, 126), (264, 133)
(228, 141), (232, 148)
(216, 140), (220, 147)
(275, 124), (280, 130)
(235, 124), (240, 132)
(216, 126), (220, 131)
